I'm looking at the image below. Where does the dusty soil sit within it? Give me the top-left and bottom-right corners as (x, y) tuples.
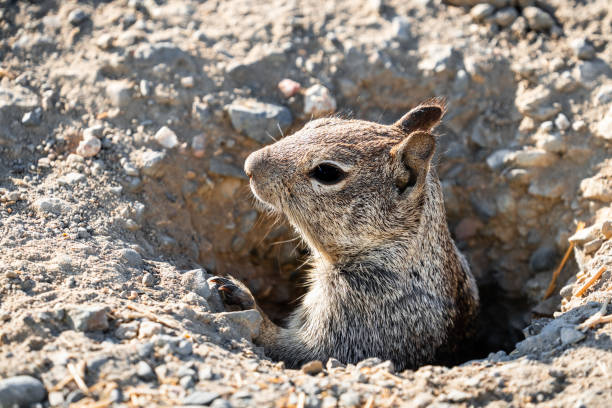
(0, 0), (611, 406)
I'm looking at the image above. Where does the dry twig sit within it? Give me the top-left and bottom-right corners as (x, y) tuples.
(126, 304), (180, 330)
(575, 266), (606, 297)
(68, 361), (89, 395)
(296, 392), (306, 408)
(578, 297), (612, 331)
(544, 222), (585, 299)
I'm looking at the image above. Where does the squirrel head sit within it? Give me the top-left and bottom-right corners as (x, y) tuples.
(244, 99), (445, 264)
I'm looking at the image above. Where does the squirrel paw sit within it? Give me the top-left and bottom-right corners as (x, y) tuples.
(207, 276), (255, 310)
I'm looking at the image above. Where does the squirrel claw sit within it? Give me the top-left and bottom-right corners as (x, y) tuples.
(208, 275), (255, 310)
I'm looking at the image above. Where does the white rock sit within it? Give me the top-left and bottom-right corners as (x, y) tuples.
(554, 113), (570, 130)
(508, 149), (557, 167)
(33, 197), (72, 214)
(516, 85), (561, 121)
(304, 84), (336, 116)
(139, 321), (162, 338)
(540, 121), (554, 132)
(580, 176), (612, 201)
(278, 78), (301, 98)
(76, 135), (101, 157)
(568, 224), (600, 245)
(154, 126), (179, 149)
(486, 149), (513, 170)
(535, 133), (565, 153)
(181, 76), (194, 88)
(106, 80), (132, 107)
(58, 172), (85, 186)
(595, 109), (612, 140)
(572, 120), (586, 132)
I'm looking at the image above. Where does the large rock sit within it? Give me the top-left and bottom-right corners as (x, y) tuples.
(508, 149), (557, 167)
(215, 310), (262, 340)
(580, 174), (612, 202)
(0, 85), (40, 118)
(0, 376), (46, 408)
(32, 197), (73, 215)
(181, 269), (211, 299)
(66, 305), (110, 332)
(228, 100), (292, 144)
(516, 85), (561, 120)
(595, 107), (612, 140)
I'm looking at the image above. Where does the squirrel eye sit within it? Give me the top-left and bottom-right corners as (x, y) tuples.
(309, 163), (346, 185)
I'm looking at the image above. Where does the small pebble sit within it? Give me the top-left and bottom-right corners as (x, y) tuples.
(181, 76), (195, 88)
(68, 8), (89, 26)
(142, 272), (155, 287)
(106, 81), (132, 107)
(21, 107), (43, 126)
(0, 376), (47, 407)
(180, 375), (195, 389)
(572, 120), (586, 132)
(154, 126), (179, 149)
(76, 135), (101, 158)
(191, 134), (206, 158)
(183, 391), (220, 406)
(278, 78), (301, 98)
(304, 84), (336, 116)
(571, 38), (596, 60)
(583, 238), (603, 255)
(120, 248), (142, 267)
(66, 390), (85, 404)
(96, 33), (114, 49)
(522, 6), (554, 31)
(470, 4), (495, 22)
(494, 8), (518, 27)
(555, 113), (570, 130)
(48, 391), (64, 406)
(301, 360), (323, 375)
(137, 361), (156, 381)
(176, 340), (193, 356)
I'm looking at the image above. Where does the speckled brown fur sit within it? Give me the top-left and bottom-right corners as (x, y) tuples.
(210, 100), (479, 371)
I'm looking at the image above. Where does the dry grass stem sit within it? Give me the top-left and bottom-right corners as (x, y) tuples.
(544, 222), (585, 299)
(575, 266), (606, 297)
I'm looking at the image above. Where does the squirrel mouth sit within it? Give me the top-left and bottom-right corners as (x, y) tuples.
(248, 178), (278, 212)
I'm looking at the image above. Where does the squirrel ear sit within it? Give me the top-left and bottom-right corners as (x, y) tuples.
(391, 131), (436, 193)
(394, 101), (445, 134)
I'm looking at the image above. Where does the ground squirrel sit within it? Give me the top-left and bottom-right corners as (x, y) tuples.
(209, 100), (480, 370)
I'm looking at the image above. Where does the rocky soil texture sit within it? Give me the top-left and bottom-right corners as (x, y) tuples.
(1, 0), (611, 406)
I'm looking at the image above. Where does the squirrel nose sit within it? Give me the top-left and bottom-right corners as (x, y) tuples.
(244, 147), (268, 179)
